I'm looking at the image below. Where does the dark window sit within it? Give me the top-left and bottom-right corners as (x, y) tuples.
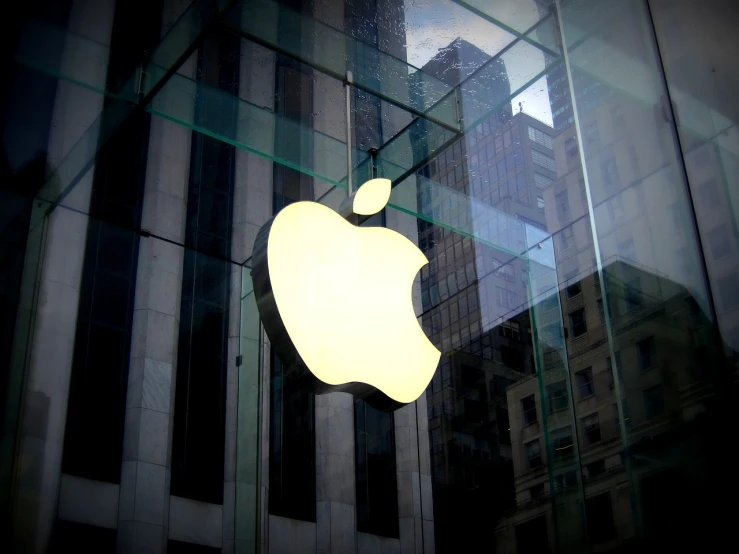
(575, 367), (595, 399)
(521, 394), (537, 425)
(565, 136), (579, 159)
(587, 459), (606, 478)
(355, 399), (399, 538)
(644, 385), (664, 420)
(554, 470), (578, 490)
(581, 413), (601, 446)
(530, 483), (545, 499)
(586, 492), (616, 543)
(565, 270), (581, 298)
(171, 33), (239, 504)
(556, 190), (570, 217)
(546, 380), (569, 413)
(62, 0), (163, 483)
(551, 426), (574, 458)
(269, 353), (316, 521)
(501, 345), (525, 370)
(526, 439), (542, 468)
(515, 515), (550, 554)
(499, 320), (521, 341)
(597, 299), (605, 324)
(625, 277), (643, 310)
(570, 309), (587, 338)
(637, 336), (656, 371)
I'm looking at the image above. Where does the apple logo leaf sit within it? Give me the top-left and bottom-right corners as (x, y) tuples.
(352, 177), (391, 215)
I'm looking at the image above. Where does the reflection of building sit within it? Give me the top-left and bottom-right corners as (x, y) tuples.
(416, 39), (557, 553)
(497, 258), (718, 552)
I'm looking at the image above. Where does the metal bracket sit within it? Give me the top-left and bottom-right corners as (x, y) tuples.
(134, 65), (146, 97)
(345, 70), (354, 194)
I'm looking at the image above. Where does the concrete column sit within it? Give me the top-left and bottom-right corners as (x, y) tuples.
(117, 1), (196, 548)
(10, 1), (116, 552)
(228, 38), (276, 554)
(315, 392), (357, 554)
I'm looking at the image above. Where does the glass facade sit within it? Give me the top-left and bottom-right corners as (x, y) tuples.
(2, 0), (739, 553)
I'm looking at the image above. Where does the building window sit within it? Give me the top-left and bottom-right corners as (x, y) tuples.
(643, 385), (664, 420)
(564, 269), (581, 298)
(601, 158), (620, 187)
(530, 483), (545, 500)
(576, 367), (595, 399)
(534, 172), (553, 189)
(597, 299), (605, 324)
(537, 196), (545, 211)
(547, 380), (569, 413)
(551, 426), (574, 458)
(528, 126), (553, 149)
(586, 492), (616, 543)
(570, 309), (587, 338)
(496, 286), (518, 310)
(625, 277), (643, 310)
(554, 470), (578, 491)
(708, 225), (731, 259)
(556, 190), (570, 217)
(637, 336), (656, 371)
(499, 319), (521, 340)
(355, 399), (399, 538)
(587, 459), (606, 478)
(269, 353), (316, 521)
(565, 136), (579, 159)
(581, 412), (602, 446)
(561, 226), (574, 250)
(521, 394), (538, 425)
(526, 439), (542, 468)
(532, 150), (556, 172)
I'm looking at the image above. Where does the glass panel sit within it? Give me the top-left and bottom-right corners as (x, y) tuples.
(649, 0), (739, 355)
(225, 0), (459, 130)
(236, 270), (261, 553)
(454, 0), (561, 55)
(556, 0), (731, 552)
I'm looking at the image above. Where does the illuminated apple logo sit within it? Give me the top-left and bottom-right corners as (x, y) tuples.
(252, 178), (441, 410)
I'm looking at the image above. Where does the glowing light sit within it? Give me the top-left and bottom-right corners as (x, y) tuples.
(265, 179), (440, 404)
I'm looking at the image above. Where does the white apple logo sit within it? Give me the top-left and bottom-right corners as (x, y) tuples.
(252, 178), (441, 409)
